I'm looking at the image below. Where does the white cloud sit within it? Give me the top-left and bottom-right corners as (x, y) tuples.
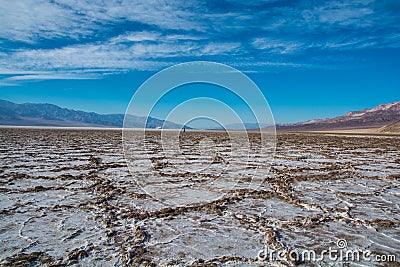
(0, 0), (94, 43)
(1, 0), (398, 81)
(0, 72), (100, 86)
(0, 34), (244, 75)
(109, 32), (161, 43)
(0, 69), (48, 75)
(199, 42), (241, 55)
(0, 81), (19, 87)
(322, 32), (400, 50)
(315, 5), (374, 27)
(252, 38), (305, 54)
(0, 0), (204, 44)
(4, 74), (99, 81)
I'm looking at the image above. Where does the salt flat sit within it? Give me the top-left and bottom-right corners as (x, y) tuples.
(0, 128), (399, 266)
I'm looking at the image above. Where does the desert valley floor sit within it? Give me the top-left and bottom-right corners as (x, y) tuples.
(0, 128), (399, 266)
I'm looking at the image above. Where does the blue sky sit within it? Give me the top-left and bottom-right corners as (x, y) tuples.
(0, 0), (399, 123)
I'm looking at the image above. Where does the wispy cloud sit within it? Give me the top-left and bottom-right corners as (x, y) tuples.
(0, 0), (399, 83)
(0, 0), (93, 43)
(0, 0), (203, 44)
(0, 72), (100, 87)
(3, 73), (99, 81)
(1, 39), (243, 74)
(109, 32), (161, 44)
(251, 38), (305, 54)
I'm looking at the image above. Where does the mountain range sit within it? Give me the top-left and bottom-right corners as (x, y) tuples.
(0, 99), (184, 129)
(276, 101), (400, 133)
(0, 99), (399, 132)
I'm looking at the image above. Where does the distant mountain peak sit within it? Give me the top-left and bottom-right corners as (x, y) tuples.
(0, 99), (186, 129)
(277, 101), (400, 131)
(370, 102), (400, 111)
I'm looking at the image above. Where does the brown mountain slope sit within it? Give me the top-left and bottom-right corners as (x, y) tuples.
(277, 101), (400, 131)
(379, 121), (400, 133)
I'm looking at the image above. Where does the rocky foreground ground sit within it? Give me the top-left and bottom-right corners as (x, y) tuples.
(0, 128), (399, 266)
